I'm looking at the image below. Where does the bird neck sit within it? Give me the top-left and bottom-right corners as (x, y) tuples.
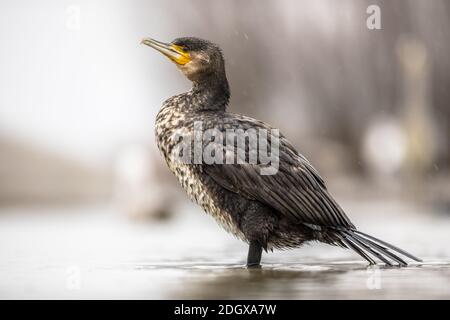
(189, 72), (230, 111)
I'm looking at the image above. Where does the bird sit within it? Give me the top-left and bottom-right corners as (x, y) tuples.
(141, 36), (422, 268)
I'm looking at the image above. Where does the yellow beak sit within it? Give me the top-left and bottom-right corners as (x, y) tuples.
(141, 38), (191, 65)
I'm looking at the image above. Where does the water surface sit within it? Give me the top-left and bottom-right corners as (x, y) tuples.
(0, 202), (449, 299)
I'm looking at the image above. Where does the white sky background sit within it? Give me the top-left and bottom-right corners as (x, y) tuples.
(0, 0), (355, 167)
(0, 0), (192, 166)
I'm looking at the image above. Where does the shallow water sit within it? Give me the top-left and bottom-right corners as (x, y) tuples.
(0, 201), (449, 299)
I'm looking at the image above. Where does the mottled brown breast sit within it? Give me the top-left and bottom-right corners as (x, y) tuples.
(155, 94), (245, 240)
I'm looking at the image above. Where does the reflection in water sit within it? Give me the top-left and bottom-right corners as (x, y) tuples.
(168, 264), (345, 299)
(0, 204), (449, 299)
(129, 260), (449, 299)
(159, 262), (450, 299)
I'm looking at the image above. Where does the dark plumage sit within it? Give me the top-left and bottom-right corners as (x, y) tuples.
(142, 36), (422, 267)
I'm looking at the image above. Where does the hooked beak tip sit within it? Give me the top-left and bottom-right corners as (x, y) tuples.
(141, 37), (191, 65)
(140, 38), (152, 45)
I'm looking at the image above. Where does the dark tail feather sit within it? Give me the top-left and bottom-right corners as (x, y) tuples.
(354, 230), (422, 263)
(337, 233), (377, 265)
(335, 229), (422, 266)
(345, 232), (394, 266)
(348, 231), (407, 266)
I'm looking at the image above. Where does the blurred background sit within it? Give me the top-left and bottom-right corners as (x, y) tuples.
(0, 0), (450, 299)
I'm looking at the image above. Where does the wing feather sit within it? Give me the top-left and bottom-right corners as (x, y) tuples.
(201, 113), (355, 229)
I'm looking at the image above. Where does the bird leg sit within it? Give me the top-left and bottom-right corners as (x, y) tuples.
(246, 240), (262, 268)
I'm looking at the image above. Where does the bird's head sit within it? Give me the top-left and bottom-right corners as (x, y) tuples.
(141, 37), (226, 83)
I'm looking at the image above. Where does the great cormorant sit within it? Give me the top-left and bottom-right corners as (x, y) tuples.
(142, 36), (421, 267)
